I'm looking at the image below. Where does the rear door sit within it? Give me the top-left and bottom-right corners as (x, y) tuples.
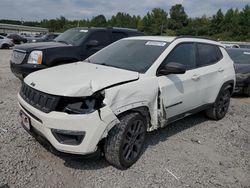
(195, 43), (224, 104)
(157, 42), (203, 119)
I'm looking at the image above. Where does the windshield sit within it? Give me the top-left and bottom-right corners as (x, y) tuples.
(54, 28), (88, 46)
(87, 39), (169, 73)
(227, 49), (250, 64)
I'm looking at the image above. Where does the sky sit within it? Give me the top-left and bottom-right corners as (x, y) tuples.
(0, 0), (249, 21)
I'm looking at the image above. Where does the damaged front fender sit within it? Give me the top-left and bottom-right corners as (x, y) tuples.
(104, 77), (160, 131)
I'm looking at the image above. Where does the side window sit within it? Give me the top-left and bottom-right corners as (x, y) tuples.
(162, 43), (196, 70)
(48, 35), (54, 40)
(87, 31), (109, 46)
(0, 36), (3, 39)
(111, 32), (127, 43)
(197, 43), (223, 67)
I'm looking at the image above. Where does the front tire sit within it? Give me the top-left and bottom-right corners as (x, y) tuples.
(206, 87), (231, 120)
(104, 113), (147, 169)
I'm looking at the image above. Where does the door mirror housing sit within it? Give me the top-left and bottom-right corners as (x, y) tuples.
(158, 62), (186, 76)
(86, 40), (99, 47)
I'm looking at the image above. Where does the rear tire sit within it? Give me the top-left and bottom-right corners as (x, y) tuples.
(104, 113), (147, 169)
(206, 87), (231, 120)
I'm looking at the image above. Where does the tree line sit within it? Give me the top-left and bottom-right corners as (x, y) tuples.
(1, 4), (250, 41)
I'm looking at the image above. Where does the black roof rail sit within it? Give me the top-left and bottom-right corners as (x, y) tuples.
(107, 27), (138, 32)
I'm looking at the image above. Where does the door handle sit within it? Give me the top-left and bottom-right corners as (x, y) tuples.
(218, 68), (224, 72)
(192, 74), (200, 81)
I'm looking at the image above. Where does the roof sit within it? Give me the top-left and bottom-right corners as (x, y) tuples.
(125, 36), (224, 47)
(125, 36), (176, 42)
(72, 27), (140, 32)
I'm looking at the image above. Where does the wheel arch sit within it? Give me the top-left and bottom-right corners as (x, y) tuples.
(117, 106), (151, 128)
(221, 79), (235, 96)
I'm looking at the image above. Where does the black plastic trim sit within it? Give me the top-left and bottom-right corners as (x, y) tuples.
(19, 104), (43, 123)
(165, 101), (183, 109)
(167, 103), (214, 125)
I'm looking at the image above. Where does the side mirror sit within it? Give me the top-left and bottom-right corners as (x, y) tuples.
(158, 62), (186, 76)
(86, 40), (99, 47)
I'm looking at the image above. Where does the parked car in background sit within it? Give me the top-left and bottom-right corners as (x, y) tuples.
(10, 27), (144, 79)
(221, 41), (250, 49)
(7, 33), (27, 44)
(0, 35), (14, 49)
(30, 33), (61, 43)
(18, 36), (235, 169)
(227, 48), (250, 96)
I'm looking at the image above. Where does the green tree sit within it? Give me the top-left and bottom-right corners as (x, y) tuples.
(179, 15), (210, 36)
(210, 9), (224, 35)
(169, 4), (188, 30)
(90, 15), (107, 27)
(142, 8), (168, 35)
(239, 5), (250, 39)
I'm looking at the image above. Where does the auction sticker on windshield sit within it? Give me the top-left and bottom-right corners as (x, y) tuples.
(146, 41), (166, 46)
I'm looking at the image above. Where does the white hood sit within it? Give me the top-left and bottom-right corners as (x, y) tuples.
(24, 62), (139, 97)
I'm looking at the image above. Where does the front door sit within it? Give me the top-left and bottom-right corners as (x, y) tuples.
(157, 43), (203, 122)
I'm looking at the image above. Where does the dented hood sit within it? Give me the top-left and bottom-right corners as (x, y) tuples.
(24, 62), (139, 97)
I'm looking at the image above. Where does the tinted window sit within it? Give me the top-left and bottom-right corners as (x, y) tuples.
(54, 28), (89, 46)
(162, 43), (196, 69)
(0, 36), (3, 39)
(197, 43), (222, 66)
(88, 40), (169, 73)
(87, 31), (109, 46)
(111, 32), (127, 42)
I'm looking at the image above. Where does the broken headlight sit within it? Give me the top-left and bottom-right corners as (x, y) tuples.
(58, 91), (105, 114)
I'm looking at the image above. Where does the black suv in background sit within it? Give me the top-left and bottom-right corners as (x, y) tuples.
(7, 33), (28, 44)
(10, 27), (144, 79)
(227, 48), (250, 96)
(30, 33), (61, 43)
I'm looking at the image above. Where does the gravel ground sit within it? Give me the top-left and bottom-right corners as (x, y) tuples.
(0, 49), (249, 188)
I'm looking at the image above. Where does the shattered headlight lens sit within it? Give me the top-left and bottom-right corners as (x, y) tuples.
(60, 91), (105, 114)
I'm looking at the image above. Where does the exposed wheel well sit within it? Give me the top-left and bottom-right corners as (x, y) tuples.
(222, 80), (235, 95)
(117, 106), (151, 129)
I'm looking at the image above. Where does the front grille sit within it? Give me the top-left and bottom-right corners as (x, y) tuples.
(20, 83), (60, 113)
(11, 50), (26, 64)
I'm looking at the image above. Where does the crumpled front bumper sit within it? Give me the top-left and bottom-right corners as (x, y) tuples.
(18, 93), (119, 155)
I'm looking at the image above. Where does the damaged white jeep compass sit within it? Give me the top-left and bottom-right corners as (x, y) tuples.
(18, 36), (235, 169)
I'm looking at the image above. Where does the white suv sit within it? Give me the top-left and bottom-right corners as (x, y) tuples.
(18, 36), (235, 169)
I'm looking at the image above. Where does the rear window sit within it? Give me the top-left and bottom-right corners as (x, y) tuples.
(197, 43), (223, 67)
